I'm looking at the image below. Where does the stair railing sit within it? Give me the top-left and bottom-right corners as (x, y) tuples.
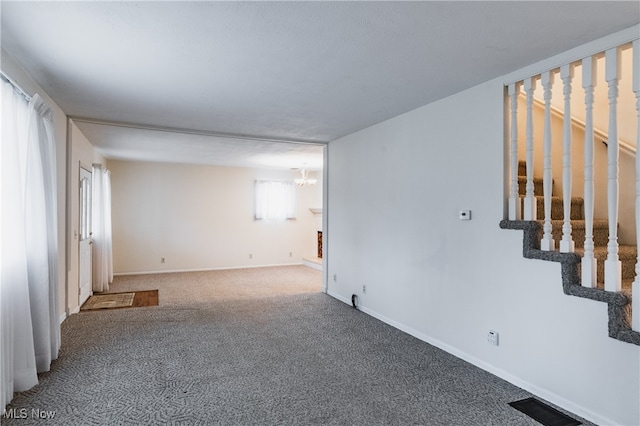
(540, 71), (554, 251)
(581, 56), (596, 288)
(508, 82), (521, 221)
(506, 36), (639, 333)
(560, 64), (575, 253)
(604, 48), (622, 292)
(524, 77), (537, 220)
(632, 39), (639, 332)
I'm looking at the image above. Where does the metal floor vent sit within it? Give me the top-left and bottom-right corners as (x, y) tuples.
(508, 397), (581, 426)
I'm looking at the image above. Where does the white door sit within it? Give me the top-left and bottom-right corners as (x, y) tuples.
(79, 167), (92, 305)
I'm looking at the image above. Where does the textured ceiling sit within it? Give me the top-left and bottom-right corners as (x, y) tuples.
(74, 119), (325, 170)
(1, 1), (639, 169)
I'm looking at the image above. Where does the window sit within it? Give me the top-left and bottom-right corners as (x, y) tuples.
(79, 175), (91, 240)
(255, 180), (296, 220)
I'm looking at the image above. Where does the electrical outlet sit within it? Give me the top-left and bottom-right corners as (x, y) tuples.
(249, 253), (253, 259)
(333, 274), (337, 282)
(459, 210), (472, 220)
(362, 284), (367, 294)
(289, 252), (293, 257)
(487, 330), (499, 346)
(160, 257), (165, 263)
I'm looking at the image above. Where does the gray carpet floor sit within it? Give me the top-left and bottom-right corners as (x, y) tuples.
(3, 268), (592, 425)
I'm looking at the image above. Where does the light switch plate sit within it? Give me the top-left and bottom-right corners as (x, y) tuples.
(459, 210), (471, 220)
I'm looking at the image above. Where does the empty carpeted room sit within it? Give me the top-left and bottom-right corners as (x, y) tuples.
(2, 2), (639, 425)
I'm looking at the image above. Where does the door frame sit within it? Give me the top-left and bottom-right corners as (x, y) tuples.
(78, 166), (92, 306)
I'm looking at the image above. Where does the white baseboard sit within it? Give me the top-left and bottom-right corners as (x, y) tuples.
(327, 290), (351, 305)
(324, 292), (615, 426)
(302, 258), (322, 271)
(113, 262), (303, 276)
(59, 312), (67, 325)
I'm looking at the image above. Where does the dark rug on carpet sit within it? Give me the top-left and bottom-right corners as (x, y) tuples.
(509, 397), (582, 426)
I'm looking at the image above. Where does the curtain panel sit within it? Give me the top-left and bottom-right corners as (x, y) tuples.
(1, 81), (60, 409)
(91, 164), (113, 292)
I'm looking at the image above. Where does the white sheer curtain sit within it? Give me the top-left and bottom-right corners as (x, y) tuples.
(255, 180), (296, 220)
(25, 94), (60, 372)
(1, 80), (60, 409)
(91, 164), (113, 292)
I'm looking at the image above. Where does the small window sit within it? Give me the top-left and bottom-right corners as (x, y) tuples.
(80, 176), (91, 240)
(255, 180), (296, 220)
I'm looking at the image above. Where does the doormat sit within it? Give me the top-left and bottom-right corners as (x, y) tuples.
(81, 292), (134, 310)
(81, 290), (159, 311)
(509, 397), (581, 426)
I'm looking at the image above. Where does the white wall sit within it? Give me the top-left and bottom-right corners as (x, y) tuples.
(109, 160), (322, 274)
(1, 48), (68, 322)
(326, 78), (639, 424)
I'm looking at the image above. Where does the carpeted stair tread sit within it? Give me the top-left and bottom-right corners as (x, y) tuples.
(575, 245), (638, 282)
(518, 161), (527, 176)
(536, 196), (584, 220)
(538, 219), (610, 248)
(546, 219), (609, 229)
(591, 278), (634, 292)
(518, 176), (545, 196)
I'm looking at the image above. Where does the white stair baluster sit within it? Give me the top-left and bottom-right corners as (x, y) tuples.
(541, 71), (555, 251)
(604, 47), (622, 293)
(632, 39), (639, 331)
(523, 78), (537, 220)
(582, 56), (597, 287)
(508, 82), (521, 220)
(559, 64), (575, 253)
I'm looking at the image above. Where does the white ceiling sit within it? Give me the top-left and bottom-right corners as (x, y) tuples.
(2, 1), (639, 169)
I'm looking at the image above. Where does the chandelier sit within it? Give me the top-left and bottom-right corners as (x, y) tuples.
(294, 168), (317, 186)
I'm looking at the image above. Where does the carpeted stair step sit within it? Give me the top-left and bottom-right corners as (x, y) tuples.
(575, 245), (637, 291)
(536, 196), (584, 220)
(588, 278), (633, 293)
(517, 161), (638, 295)
(517, 161), (551, 196)
(518, 175), (545, 196)
(518, 161), (527, 176)
(540, 219), (610, 249)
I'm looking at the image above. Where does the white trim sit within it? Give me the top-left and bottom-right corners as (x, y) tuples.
(59, 312), (67, 325)
(326, 290), (351, 306)
(69, 116), (328, 147)
(325, 292), (616, 426)
(302, 258), (322, 271)
(321, 145), (329, 294)
(504, 25), (639, 86)
(69, 305), (80, 316)
(112, 262), (303, 276)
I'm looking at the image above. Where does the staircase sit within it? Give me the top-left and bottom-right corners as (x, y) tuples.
(516, 161), (637, 292)
(501, 161), (639, 345)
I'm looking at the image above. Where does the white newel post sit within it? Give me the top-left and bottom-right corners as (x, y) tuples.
(541, 71), (555, 251)
(582, 56), (597, 288)
(508, 83), (521, 220)
(523, 78), (537, 220)
(604, 47), (622, 292)
(560, 64), (575, 253)
(632, 39), (639, 331)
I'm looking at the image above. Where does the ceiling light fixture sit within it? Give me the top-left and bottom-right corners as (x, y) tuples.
(294, 167), (317, 187)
